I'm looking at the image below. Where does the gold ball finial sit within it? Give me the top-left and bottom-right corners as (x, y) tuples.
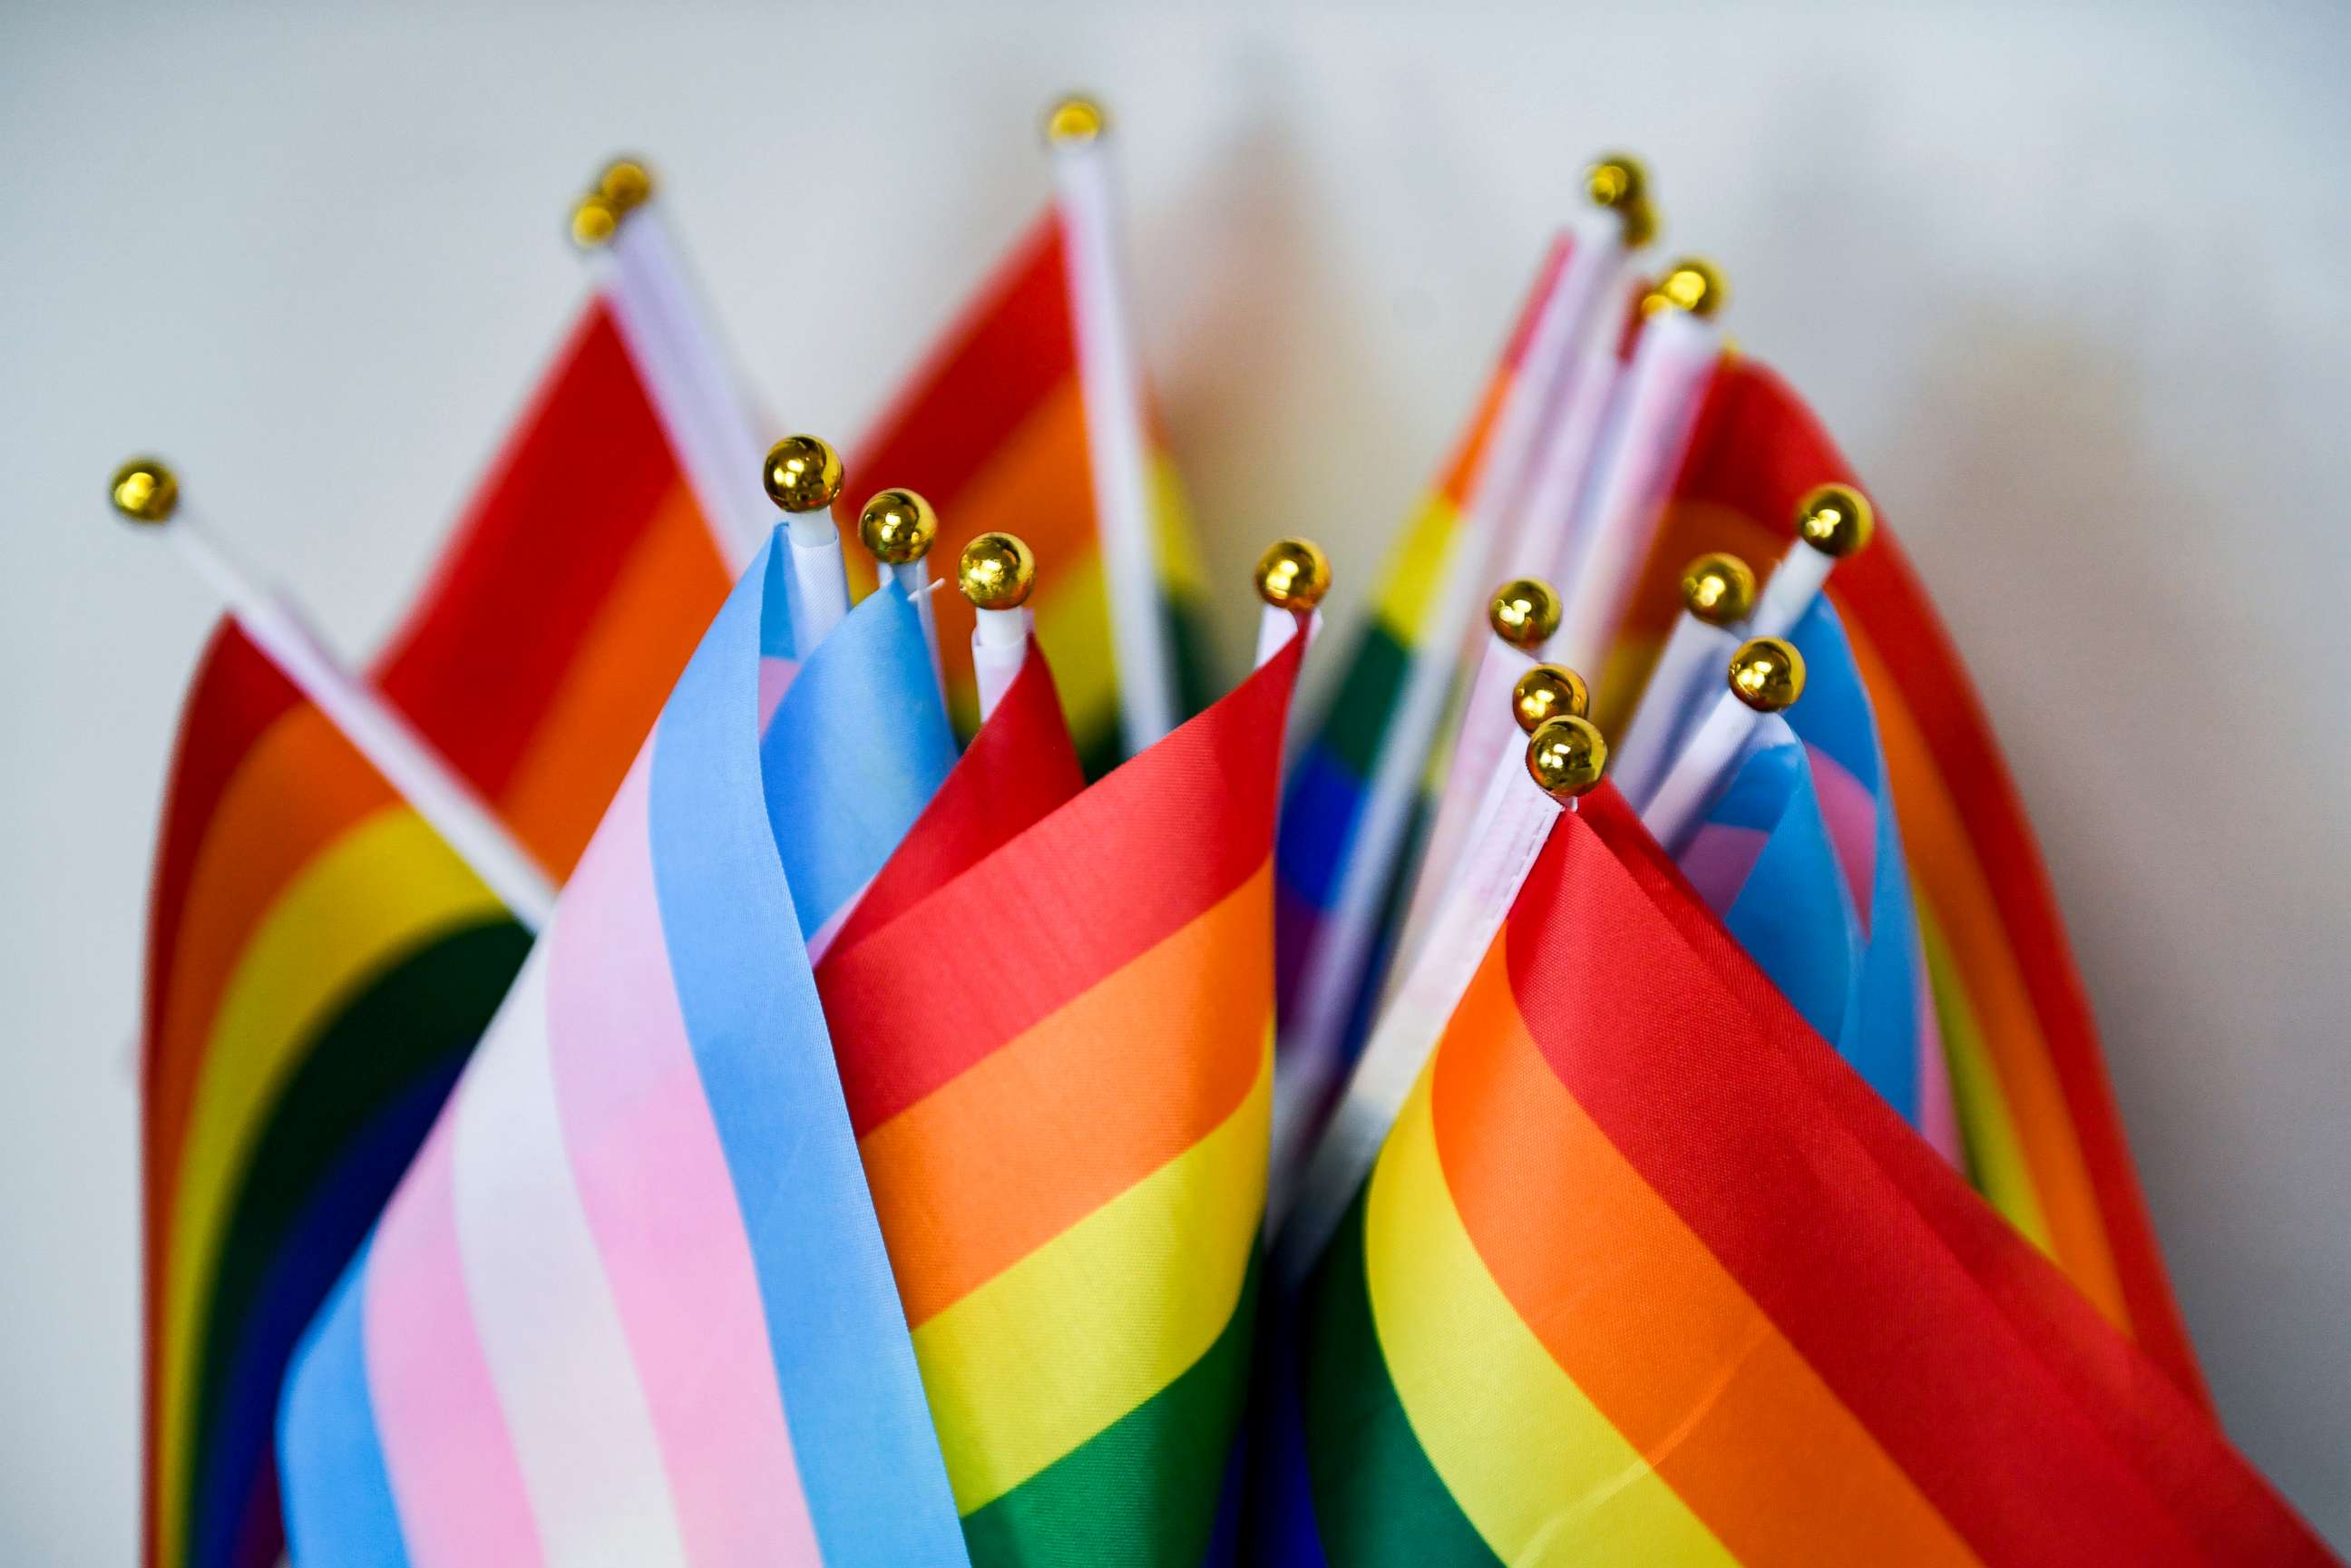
(858, 489), (938, 565)
(1729, 637), (1806, 713)
(1645, 257), (1727, 320)
(1794, 482), (1875, 559)
(1488, 578), (1562, 648)
(763, 435), (844, 514)
(959, 532), (1037, 610)
(1526, 715), (1608, 799)
(570, 193), (620, 249)
(1585, 153), (1657, 248)
(597, 158), (656, 214)
(1680, 551), (1756, 628)
(111, 456), (180, 526)
(1254, 538), (1332, 612)
(1044, 95), (1107, 145)
(1511, 664), (1590, 735)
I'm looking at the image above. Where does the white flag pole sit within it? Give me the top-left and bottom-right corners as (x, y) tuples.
(1274, 708), (1605, 1267)
(1251, 537), (1330, 672)
(958, 532), (1038, 723)
(1610, 551), (1755, 810)
(1745, 482), (1876, 639)
(1550, 260), (1729, 683)
(1638, 635), (1806, 858)
(572, 161), (774, 572)
(1047, 97), (1176, 757)
(761, 435), (851, 657)
(112, 459), (556, 930)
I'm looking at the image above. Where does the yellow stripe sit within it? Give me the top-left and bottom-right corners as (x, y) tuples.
(157, 806), (503, 1556)
(1918, 900), (2051, 1253)
(1369, 494), (1467, 641)
(1031, 544), (1118, 748)
(912, 1041), (1270, 1514)
(1147, 452), (1210, 602)
(1365, 1073), (1735, 1566)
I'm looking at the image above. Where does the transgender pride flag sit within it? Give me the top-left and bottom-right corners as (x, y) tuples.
(277, 534), (968, 1567)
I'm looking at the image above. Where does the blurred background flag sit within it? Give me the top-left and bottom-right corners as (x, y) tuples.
(278, 529), (967, 1568)
(1257, 781), (2331, 1566)
(841, 96), (1215, 774)
(136, 158), (760, 1568)
(814, 585), (1311, 1566)
(1599, 357), (2209, 1402)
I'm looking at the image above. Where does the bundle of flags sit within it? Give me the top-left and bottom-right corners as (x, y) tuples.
(122, 108), (2333, 1568)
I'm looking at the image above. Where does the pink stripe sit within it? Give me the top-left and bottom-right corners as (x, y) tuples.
(758, 657), (798, 732)
(546, 752), (821, 1568)
(1803, 742), (1878, 932)
(1676, 822), (1770, 914)
(364, 1115), (546, 1568)
(1913, 941), (1965, 1164)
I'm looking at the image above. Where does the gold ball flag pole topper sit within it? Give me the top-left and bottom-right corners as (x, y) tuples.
(1043, 94), (1108, 145)
(1644, 257), (1728, 320)
(1511, 664), (1591, 735)
(1488, 578), (1563, 648)
(570, 158), (656, 249)
(1254, 537), (1331, 667)
(1681, 551), (1756, 628)
(960, 531), (1037, 612)
(1729, 636), (1806, 713)
(858, 489), (938, 566)
(1748, 482), (1874, 638)
(1586, 152), (1657, 249)
(1526, 714), (1609, 801)
(111, 456), (180, 526)
(766, 436), (852, 654)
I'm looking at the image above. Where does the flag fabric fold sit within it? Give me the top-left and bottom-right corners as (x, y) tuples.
(816, 625), (1308, 1567)
(844, 208), (1215, 773)
(1255, 786), (2329, 1568)
(1601, 357), (2205, 1400)
(277, 532), (969, 1568)
(141, 296), (738, 1568)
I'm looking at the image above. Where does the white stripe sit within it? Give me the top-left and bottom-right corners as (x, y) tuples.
(450, 935), (693, 1568)
(1052, 134), (1176, 755)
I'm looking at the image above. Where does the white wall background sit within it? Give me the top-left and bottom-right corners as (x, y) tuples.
(4, 0), (2346, 1558)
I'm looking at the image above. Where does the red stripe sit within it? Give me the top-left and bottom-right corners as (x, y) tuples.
(140, 619), (302, 1566)
(1507, 793), (2328, 1563)
(841, 211), (1074, 516)
(1674, 360), (2205, 1403)
(371, 299), (691, 811)
(820, 636), (1302, 1134)
(821, 640), (1081, 960)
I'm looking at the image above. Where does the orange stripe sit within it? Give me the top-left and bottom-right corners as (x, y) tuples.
(494, 479), (727, 873)
(1432, 940), (1980, 1568)
(1849, 628), (2127, 1325)
(861, 863), (1271, 1326)
(149, 706), (393, 1214)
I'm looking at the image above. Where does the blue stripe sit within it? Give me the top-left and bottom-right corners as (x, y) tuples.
(1710, 732), (1860, 1049)
(276, 1241), (413, 1568)
(761, 577), (955, 937)
(1273, 746), (1366, 913)
(649, 535), (969, 1567)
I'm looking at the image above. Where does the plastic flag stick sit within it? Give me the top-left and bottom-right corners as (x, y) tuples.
(1641, 635), (1804, 857)
(762, 435), (852, 656)
(1612, 551), (1755, 808)
(959, 531), (1038, 722)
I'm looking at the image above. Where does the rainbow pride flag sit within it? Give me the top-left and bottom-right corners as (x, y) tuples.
(1273, 239), (1572, 1135)
(278, 536), (967, 1568)
(1598, 357), (2207, 1401)
(844, 206), (1214, 774)
(816, 628), (1309, 1566)
(141, 297), (735, 1568)
(1258, 788), (2328, 1565)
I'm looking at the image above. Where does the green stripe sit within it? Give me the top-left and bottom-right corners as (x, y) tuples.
(1166, 589), (1222, 722)
(186, 919), (532, 1551)
(959, 1259), (1258, 1568)
(1310, 624), (1410, 781)
(1304, 1190), (1500, 1568)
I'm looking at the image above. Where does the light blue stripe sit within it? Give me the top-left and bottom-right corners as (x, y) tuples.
(762, 578), (955, 937)
(1709, 734), (1861, 1049)
(276, 1242), (413, 1568)
(648, 537), (968, 1568)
